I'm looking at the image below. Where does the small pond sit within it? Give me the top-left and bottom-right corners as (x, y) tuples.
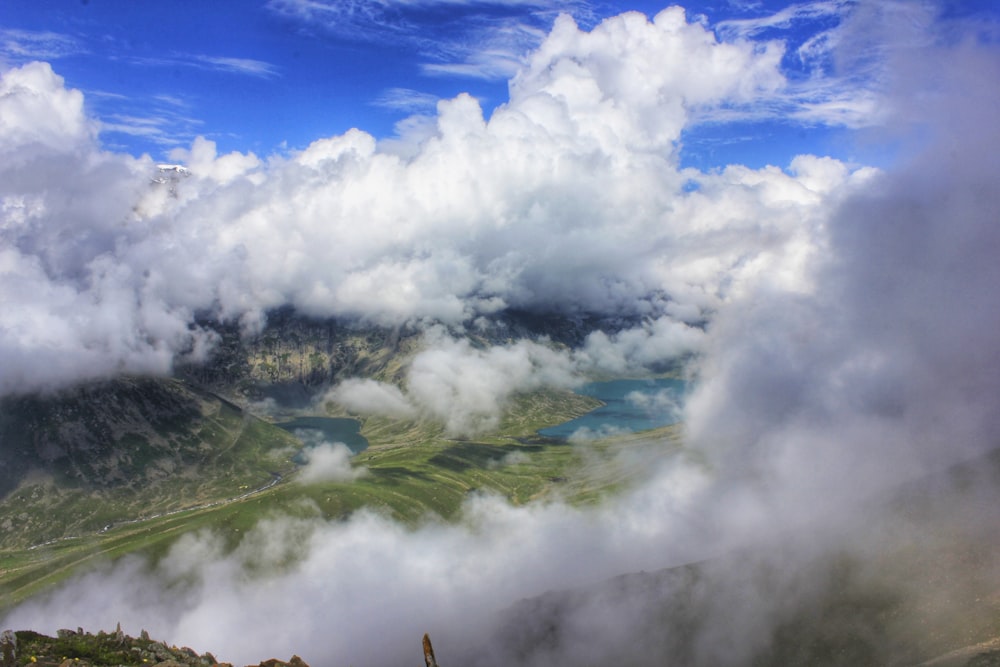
(275, 416), (369, 454)
(538, 377), (686, 440)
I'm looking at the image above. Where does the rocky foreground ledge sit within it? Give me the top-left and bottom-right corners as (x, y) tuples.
(0, 628), (444, 667)
(0, 628), (309, 667)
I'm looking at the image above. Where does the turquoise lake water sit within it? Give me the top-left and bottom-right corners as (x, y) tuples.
(538, 377), (686, 440)
(275, 378), (684, 451)
(275, 416), (369, 453)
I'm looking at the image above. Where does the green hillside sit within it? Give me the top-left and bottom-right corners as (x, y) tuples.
(0, 377), (302, 550)
(0, 371), (685, 610)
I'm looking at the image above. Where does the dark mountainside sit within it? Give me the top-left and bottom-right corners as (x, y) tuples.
(0, 310), (604, 547)
(0, 375), (302, 549)
(0, 309), (628, 543)
(178, 308), (655, 402)
(179, 310), (419, 401)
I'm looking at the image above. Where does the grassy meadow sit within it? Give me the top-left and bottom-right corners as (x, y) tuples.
(0, 387), (685, 612)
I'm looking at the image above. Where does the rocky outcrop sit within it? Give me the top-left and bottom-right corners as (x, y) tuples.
(4, 628), (308, 667)
(180, 309), (419, 399)
(3, 628), (444, 667)
(250, 657), (308, 667)
(2, 630), (16, 667)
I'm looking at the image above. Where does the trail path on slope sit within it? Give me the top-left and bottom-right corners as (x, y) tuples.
(26, 471), (285, 551)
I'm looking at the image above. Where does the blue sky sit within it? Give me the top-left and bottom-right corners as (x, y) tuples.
(7, 0), (985, 169)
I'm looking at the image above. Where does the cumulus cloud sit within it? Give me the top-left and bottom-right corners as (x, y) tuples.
(0, 6), (866, 395)
(684, 25), (1000, 515)
(0, 61), (96, 153)
(626, 387), (682, 420)
(405, 332), (581, 434)
(323, 319), (703, 435)
(338, 330), (582, 435)
(296, 442), (366, 483)
(577, 316), (706, 375)
(0, 62), (219, 395)
(323, 378), (418, 420)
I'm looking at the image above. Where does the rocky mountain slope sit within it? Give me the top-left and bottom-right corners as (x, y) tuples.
(0, 376), (300, 549)
(179, 310), (420, 402)
(178, 308), (651, 403)
(0, 309), (617, 548)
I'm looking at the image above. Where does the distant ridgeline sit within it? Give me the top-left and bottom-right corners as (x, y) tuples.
(179, 306), (676, 402)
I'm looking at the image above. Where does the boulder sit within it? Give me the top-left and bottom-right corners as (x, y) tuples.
(1, 630), (16, 667)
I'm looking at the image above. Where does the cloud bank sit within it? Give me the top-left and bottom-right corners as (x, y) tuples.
(322, 317), (703, 436)
(1, 7), (866, 396)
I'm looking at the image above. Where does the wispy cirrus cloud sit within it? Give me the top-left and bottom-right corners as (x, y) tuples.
(0, 28), (86, 61)
(99, 112), (204, 147)
(266, 0), (587, 80)
(190, 54), (281, 78)
(418, 15), (547, 79)
(125, 53), (280, 79)
(79, 88), (204, 152)
(372, 87), (441, 112)
(714, 0), (855, 41)
(152, 94), (190, 108)
(687, 0), (906, 129)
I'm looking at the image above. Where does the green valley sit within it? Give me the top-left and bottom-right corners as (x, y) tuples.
(0, 368), (685, 612)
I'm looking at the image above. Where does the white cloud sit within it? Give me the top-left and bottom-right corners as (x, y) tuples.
(324, 318), (704, 436)
(566, 424), (631, 442)
(372, 87), (441, 112)
(323, 378), (418, 420)
(0, 62), (95, 153)
(191, 55), (280, 78)
(0, 28), (85, 62)
(419, 17), (547, 80)
(403, 331), (580, 435)
(265, 0), (584, 82)
(0, 6), (875, 395)
(708, 0), (911, 129)
(626, 387), (682, 419)
(125, 53), (280, 79)
(715, 0), (853, 41)
(578, 317), (706, 376)
(296, 442), (367, 483)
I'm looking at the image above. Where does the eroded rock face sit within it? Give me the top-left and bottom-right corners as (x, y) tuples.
(250, 657), (309, 667)
(2, 630), (17, 667)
